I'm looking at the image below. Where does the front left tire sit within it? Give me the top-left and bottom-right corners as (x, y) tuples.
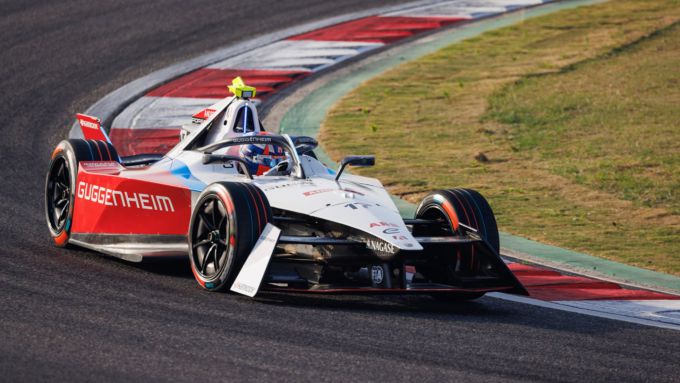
(188, 182), (272, 292)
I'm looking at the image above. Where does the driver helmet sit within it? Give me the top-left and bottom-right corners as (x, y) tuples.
(239, 132), (287, 176)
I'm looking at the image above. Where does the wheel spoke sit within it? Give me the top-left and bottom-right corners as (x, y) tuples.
(201, 244), (217, 274)
(211, 199), (219, 231)
(198, 209), (214, 231)
(57, 162), (65, 179)
(52, 186), (61, 204)
(192, 239), (211, 249)
(55, 197), (68, 208)
(57, 201), (69, 223)
(52, 206), (61, 225)
(214, 243), (227, 269)
(211, 244), (222, 272)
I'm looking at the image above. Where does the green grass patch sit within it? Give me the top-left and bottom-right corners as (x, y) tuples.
(321, 0), (680, 275)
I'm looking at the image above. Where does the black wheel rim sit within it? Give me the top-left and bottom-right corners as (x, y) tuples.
(191, 196), (229, 279)
(415, 204), (453, 237)
(47, 157), (71, 232)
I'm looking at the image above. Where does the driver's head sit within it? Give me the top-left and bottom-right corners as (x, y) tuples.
(239, 132), (286, 176)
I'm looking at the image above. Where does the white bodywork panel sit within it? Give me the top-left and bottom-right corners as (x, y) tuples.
(160, 92), (423, 253)
(231, 223), (281, 297)
(170, 147), (423, 252)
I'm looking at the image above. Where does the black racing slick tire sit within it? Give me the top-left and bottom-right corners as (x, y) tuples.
(415, 188), (500, 302)
(415, 188), (499, 253)
(45, 139), (119, 246)
(188, 182), (272, 292)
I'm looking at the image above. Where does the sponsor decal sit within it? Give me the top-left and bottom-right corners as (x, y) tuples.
(366, 239), (396, 255)
(80, 161), (122, 173)
(76, 113), (108, 141)
(77, 181), (175, 212)
(382, 227), (400, 234)
(81, 161), (118, 168)
(201, 108), (216, 118)
(371, 266), (384, 284)
(232, 281), (256, 294)
(344, 202), (374, 210)
(369, 221), (398, 228)
(263, 179), (313, 191)
(192, 108), (216, 123)
(232, 136), (272, 144)
(303, 188), (334, 197)
(78, 118), (99, 130)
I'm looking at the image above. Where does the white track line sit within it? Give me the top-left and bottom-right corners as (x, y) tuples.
(490, 293), (680, 330)
(208, 40), (382, 73)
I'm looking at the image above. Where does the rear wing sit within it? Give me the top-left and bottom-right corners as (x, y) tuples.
(76, 113), (112, 143)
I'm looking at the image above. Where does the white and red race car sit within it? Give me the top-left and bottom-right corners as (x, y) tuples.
(45, 78), (526, 299)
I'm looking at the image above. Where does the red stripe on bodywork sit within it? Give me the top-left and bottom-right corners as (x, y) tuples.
(146, 69), (307, 99)
(290, 16), (464, 44)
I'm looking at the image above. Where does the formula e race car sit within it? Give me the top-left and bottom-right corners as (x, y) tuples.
(45, 77), (526, 299)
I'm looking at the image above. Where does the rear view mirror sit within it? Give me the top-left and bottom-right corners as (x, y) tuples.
(335, 155), (375, 180)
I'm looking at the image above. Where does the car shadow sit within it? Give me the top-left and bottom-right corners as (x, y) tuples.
(253, 290), (506, 318)
(76, 251), (511, 317)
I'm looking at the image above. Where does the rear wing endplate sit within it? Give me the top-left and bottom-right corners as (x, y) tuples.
(76, 113), (112, 143)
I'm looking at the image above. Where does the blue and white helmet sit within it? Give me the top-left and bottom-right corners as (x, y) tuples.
(239, 132), (287, 175)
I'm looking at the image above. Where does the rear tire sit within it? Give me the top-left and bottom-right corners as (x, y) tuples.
(188, 182), (272, 291)
(45, 139), (119, 246)
(415, 188), (499, 301)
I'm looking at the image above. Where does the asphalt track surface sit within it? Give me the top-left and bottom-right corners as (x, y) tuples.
(0, 1), (679, 382)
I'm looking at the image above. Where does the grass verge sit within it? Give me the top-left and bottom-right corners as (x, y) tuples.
(320, 0), (680, 275)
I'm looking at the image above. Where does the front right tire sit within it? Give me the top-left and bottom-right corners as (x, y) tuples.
(415, 188), (500, 302)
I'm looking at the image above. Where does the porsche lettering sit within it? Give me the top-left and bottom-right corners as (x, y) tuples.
(78, 119), (99, 130)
